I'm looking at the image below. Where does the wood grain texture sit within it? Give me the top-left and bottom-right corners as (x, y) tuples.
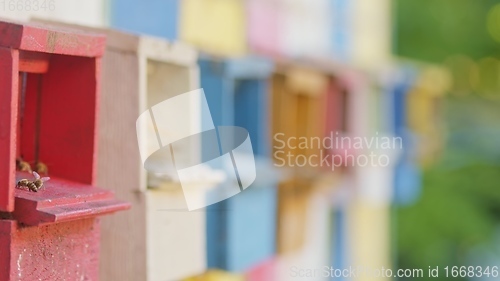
(0, 47), (18, 212)
(1, 218), (101, 280)
(97, 44), (148, 281)
(32, 18), (141, 53)
(0, 20), (105, 57)
(0, 220), (15, 281)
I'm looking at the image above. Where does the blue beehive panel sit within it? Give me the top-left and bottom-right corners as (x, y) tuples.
(330, 208), (347, 281)
(198, 58), (233, 166)
(394, 159), (422, 205)
(200, 56), (277, 272)
(206, 201), (229, 269)
(390, 68), (422, 205)
(392, 81), (409, 138)
(331, 0), (351, 62)
(226, 184), (277, 271)
(110, 0), (179, 40)
(234, 79), (270, 157)
(199, 58), (234, 126)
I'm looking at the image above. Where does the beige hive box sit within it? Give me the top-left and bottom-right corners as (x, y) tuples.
(32, 19), (216, 281)
(271, 64), (332, 254)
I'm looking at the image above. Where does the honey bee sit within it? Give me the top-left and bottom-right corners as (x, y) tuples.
(34, 162), (48, 175)
(16, 171), (50, 192)
(16, 158), (32, 173)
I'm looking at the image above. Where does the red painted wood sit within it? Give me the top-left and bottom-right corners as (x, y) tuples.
(13, 172), (130, 226)
(18, 56), (99, 185)
(0, 20), (105, 57)
(19, 52), (50, 73)
(1, 20), (108, 212)
(323, 78), (355, 169)
(0, 47), (19, 212)
(0, 20), (130, 280)
(0, 218), (101, 280)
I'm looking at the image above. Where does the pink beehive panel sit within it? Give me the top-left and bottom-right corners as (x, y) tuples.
(247, 0), (282, 57)
(246, 258), (278, 281)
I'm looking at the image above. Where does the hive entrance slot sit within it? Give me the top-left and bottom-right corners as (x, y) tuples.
(16, 72), (47, 176)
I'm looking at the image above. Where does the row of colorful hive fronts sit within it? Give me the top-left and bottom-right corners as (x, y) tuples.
(0, 1), (448, 280)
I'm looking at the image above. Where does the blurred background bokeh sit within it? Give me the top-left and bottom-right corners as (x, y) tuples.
(2, 0), (500, 280)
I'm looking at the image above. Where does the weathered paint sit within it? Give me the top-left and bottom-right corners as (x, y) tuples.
(0, 218), (101, 280)
(0, 20), (129, 280)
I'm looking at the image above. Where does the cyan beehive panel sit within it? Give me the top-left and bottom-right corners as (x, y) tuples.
(200, 57), (277, 272)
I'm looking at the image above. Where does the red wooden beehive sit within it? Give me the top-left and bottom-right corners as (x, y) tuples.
(0, 20), (130, 280)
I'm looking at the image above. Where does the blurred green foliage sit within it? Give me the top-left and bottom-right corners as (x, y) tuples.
(395, 0), (500, 277)
(394, 0), (500, 62)
(397, 96), (500, 279)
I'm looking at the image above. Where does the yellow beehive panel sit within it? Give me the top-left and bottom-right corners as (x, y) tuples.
(277, 179), (311, 253)
(351, 0), (392, 68)
(180, 0), (247, 56)
(407, 67), (451, 166)
(184, 270), (245, 281)
(275, 187), (332, 281)
(347, 201), (391, 281)
(271, 69), (328, 169)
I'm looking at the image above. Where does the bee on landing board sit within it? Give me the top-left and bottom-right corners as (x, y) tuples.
(16, 158), (32, 173)
(34, 162), (49, 175)
(17, 171), (50, 192)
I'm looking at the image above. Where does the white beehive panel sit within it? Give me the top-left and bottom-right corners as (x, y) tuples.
(281, 0), (332, 59)
(146, 189), (206, 281)
(137, 36), (207, 281)
(0, 0), (107, 26)
(329, 0), (392, 67)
